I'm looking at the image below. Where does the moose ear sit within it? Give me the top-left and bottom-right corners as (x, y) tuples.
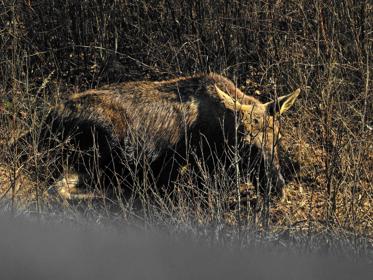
(215, 85), (239, 110)
(215, 85), (252, 111)
(265, 88), (300, 115)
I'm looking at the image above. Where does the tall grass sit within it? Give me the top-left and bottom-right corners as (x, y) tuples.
(0, 0), (372, 254)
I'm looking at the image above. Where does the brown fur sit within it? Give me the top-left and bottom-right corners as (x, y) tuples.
(20, 73), (299, 197)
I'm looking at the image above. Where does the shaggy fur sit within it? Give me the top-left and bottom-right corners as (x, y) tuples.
(18, 73), (297, 197)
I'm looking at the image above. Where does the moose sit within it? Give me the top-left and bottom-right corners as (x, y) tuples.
(15, 73), (300, 200)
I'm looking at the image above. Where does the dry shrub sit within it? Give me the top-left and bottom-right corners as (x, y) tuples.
(0, 0), (372, 253)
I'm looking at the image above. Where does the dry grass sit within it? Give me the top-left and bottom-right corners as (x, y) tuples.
(0, 0), (372, 256)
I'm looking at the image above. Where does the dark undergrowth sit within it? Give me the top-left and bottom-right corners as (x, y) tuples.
(0, 0), (372, 263)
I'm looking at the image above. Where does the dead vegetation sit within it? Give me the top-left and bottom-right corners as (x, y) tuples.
(0, 0), (372, 255)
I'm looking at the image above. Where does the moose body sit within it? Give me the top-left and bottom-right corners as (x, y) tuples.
(24, 73), (300, 198)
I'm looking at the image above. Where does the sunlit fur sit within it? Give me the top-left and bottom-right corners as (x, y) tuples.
(38, 73), (293, 195)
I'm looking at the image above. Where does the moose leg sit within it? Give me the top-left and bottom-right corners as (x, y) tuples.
(53, 169), (98, 201)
